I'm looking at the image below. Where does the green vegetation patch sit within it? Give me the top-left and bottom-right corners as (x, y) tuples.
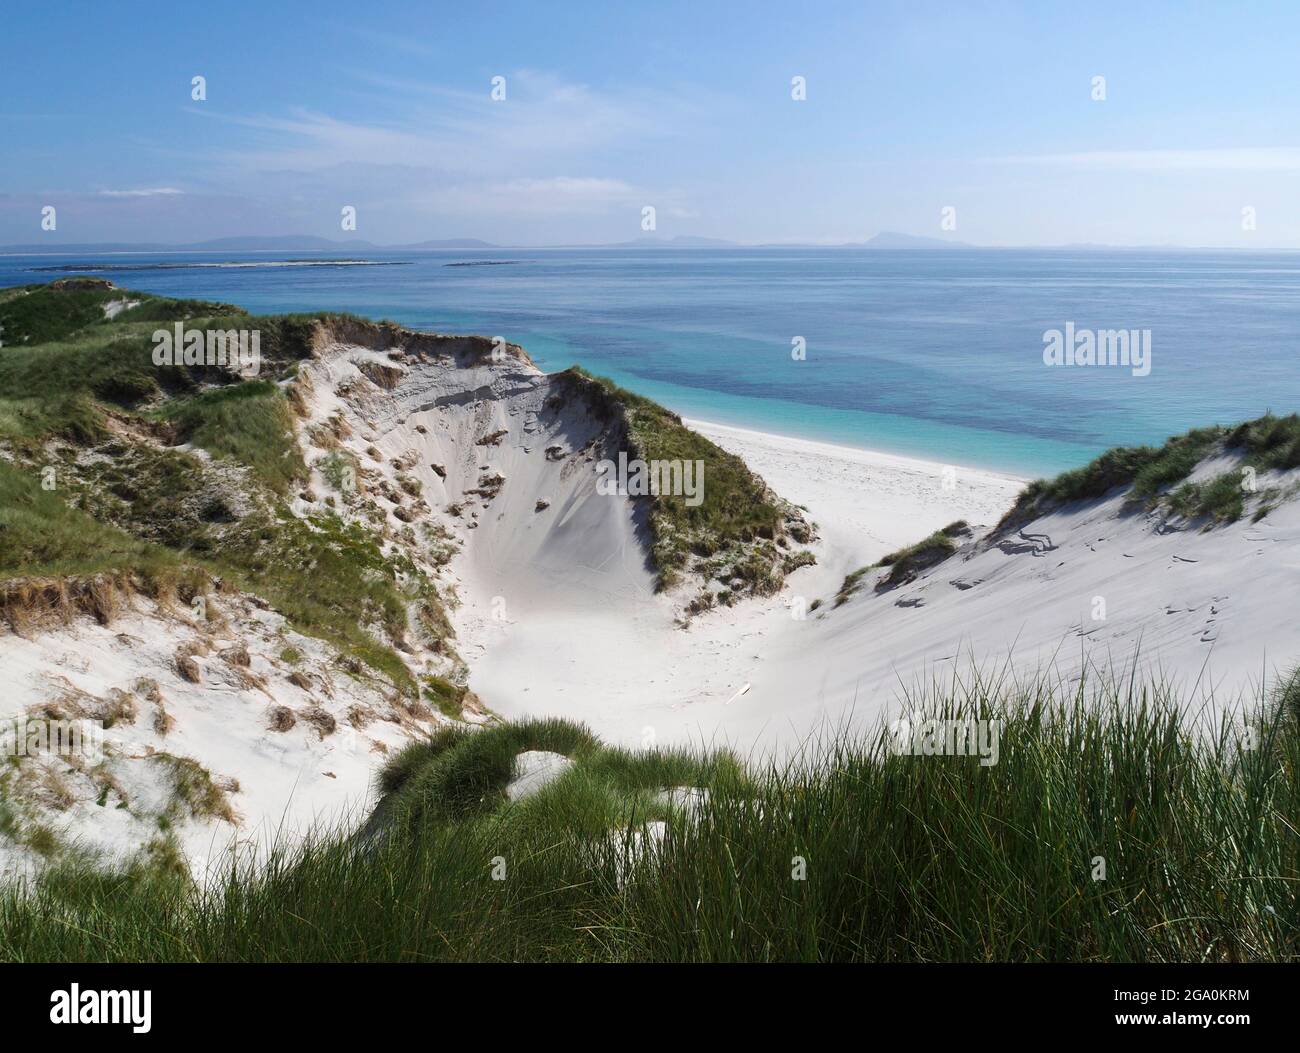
(2, 676), (1297, 962)
(152, 381), (306, 494)
(373, 717), (746, 837)
(112, 297), (245, 325)
(834, 566), (872, 608)
(0, 459), (184, 583)
(0, 281), (126, 345)
(1167, 471), (1246, 524)
(1001, 413), (1300, 531)
(216, 509), (425, 695)
(151, 754), (235, 824)
(376, 719), (598, 826)
(1226, 412), (1300, 472)
(1004, 428), (1221, 528)
(835, 520), (969, 605)
(560, 368), (812, 593)
(421, 675), (467, 720)
(0, 327), (178, 443)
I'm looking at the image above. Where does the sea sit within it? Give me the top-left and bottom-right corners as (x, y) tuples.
(4, 246), (1300, 478)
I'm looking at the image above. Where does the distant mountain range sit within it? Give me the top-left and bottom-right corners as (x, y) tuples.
(596, 235), (743, 248)
(0, 231), (975, 255)
(599, 233), (975, 249)
(851, 231), (971, 250)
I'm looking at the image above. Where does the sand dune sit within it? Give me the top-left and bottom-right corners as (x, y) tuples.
(5, 326), (1297, 877)
(299, 336), (1300, 751)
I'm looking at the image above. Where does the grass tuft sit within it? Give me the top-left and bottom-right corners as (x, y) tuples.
(835, 520), (970, 604)
(1001, 413), (1300, 532)
(153, 381), (306, 493)
(1, 671), (1296, 962)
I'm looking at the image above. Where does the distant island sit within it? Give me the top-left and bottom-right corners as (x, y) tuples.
(0, 236), (498, 255)
(32, 259), (413, 272)
(0, 231), (974, 255)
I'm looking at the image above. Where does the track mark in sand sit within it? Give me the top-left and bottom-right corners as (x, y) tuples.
(724, 683), (752, 705)
(1199, 596), (1226, 642)
(996, 530), (1057, 557)
(1020, 530), (1057, 554)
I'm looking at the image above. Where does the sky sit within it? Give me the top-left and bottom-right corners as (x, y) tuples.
(5, 0), (1300, 247)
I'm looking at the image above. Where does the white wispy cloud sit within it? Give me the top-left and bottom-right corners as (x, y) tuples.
(168, 68), (713, 233)
(97, 187), (185, 197)
(188, 68), (712, 186)
(989, 148), (1300, 171)
(417, 176), (648, 216)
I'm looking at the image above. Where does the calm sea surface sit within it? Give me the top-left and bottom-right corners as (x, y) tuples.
(5, 247), (1300, 477)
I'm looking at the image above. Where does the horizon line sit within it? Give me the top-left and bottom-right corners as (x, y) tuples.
(6, 233), (1300, 255)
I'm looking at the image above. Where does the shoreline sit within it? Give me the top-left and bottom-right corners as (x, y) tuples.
(684, 416), (1027, 575)
(684, 417), (1030, 487)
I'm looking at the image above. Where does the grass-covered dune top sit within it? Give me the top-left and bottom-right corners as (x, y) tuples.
(308, 313), (538, 370)
(556, 367), (816, 600)
(2, 671), (1296, 962)
(834, 520), (970, 607)
(0, 280), (450, 692)
(999, 412), (1300, 531)
(0, 278), (246, 347)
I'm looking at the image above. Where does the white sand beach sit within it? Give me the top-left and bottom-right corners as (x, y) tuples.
(684, 418), (1025, 571)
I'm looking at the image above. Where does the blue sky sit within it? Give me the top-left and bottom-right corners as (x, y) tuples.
(5, 0), (1300, 246)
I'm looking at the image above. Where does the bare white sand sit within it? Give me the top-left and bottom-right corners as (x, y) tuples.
(460, 406), (1299, 753)
(457, 412), (1030, 753)
(684, 418), (1024, 572)
(0, 592), (431, 880)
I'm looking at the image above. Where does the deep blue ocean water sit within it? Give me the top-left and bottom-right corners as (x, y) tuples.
(4, 247), (1300, 477)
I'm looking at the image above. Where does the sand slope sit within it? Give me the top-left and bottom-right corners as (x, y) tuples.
(300, 335), (1299, 751)
(465, 422), (1300, 752)
(0, 591), (429, 881)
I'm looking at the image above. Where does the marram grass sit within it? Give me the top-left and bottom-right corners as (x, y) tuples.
(0, 668), (1296, 963)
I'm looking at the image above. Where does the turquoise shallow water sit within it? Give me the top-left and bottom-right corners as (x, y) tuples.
(5, 246), (1300, 477)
